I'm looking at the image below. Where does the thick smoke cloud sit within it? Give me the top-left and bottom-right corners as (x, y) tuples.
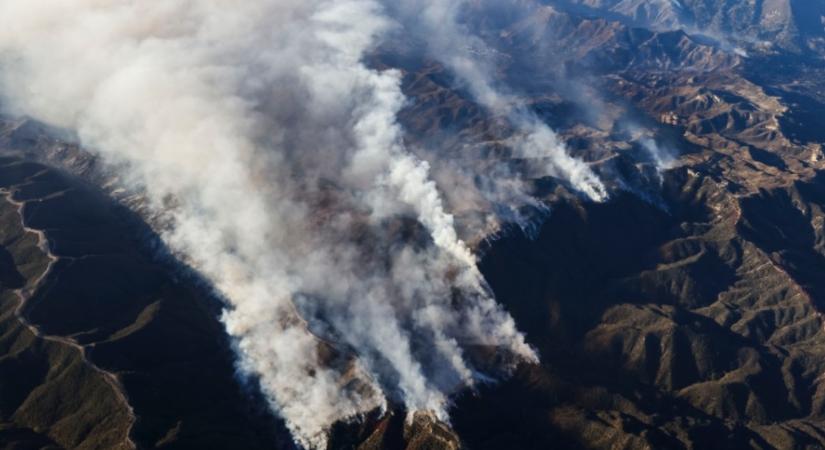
(0, 1), (546, 448)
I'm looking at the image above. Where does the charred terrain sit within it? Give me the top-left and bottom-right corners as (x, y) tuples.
(2, 0), (825, 449)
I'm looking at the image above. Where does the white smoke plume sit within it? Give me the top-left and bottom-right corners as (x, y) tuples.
(640, 137), (677, 174)
(392, 0), (609, 204)
(622, 123), (677, 175)
(0, 1), (537, 448)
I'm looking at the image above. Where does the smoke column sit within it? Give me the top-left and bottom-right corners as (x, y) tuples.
(392, 0), (609, 204)
(0, 1), (537, 448)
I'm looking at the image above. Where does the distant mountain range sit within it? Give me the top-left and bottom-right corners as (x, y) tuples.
(560, 0), (825, 54)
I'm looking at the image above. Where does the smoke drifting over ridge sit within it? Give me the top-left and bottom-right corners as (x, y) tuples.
(0, 1), (602, 448)
(394, 0), (608, 203)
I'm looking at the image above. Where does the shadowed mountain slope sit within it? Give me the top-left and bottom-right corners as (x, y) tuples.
(0, 158), (290, 449)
